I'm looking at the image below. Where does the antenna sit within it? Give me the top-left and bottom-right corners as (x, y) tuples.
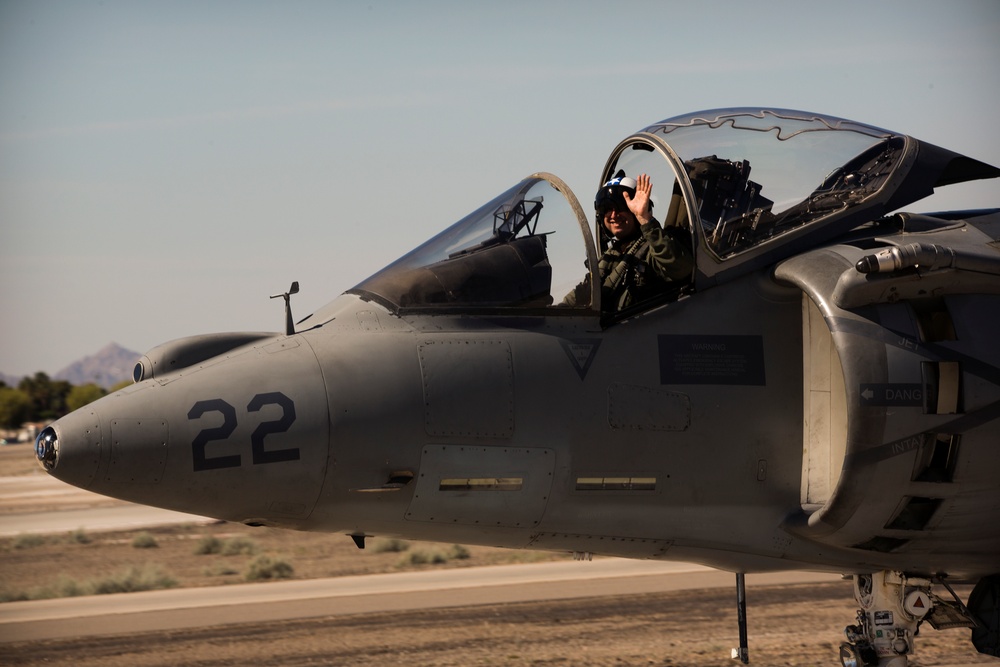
(270, 281), (300, 336)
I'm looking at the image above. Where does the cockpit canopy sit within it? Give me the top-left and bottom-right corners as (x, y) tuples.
(348, 174), (594, 312)
(631, 110), (903, 258)
(299, 108), (997, 324)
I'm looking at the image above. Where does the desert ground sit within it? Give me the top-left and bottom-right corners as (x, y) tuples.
(0, 445), (993, 666)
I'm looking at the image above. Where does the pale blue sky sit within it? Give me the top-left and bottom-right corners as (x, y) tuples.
(2, 0), (998, 377)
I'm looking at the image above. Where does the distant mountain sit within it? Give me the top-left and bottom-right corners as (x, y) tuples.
(53, 343), (141, 389)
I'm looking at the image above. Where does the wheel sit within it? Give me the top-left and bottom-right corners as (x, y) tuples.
(969, 574), (1000, 657)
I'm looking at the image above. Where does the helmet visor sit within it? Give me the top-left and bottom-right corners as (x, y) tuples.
(595, 187), (631, 217)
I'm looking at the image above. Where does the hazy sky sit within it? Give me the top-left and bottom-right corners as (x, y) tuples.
(2, 0), (998, 377)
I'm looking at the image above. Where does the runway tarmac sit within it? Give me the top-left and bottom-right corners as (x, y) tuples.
(0, 559), (843, 643)
(0, 474), (210, 536)
(0, 472), (990, 666)
(0, 474), (837, 645)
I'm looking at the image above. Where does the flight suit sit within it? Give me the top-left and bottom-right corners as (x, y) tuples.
(563, 217), (693, 311)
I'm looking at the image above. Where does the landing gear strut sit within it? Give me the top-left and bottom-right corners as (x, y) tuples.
(732, 572), (749, 664)
(839, 571), (977, 667)
(840, 571), (924, 667)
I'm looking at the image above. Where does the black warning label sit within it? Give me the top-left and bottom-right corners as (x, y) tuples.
(658, 335), (765, 386)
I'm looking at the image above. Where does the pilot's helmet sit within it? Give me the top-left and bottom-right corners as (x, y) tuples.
(594, 173), (637, 218)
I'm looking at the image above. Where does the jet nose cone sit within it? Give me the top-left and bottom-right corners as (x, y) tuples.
(34, 409), (104, 489)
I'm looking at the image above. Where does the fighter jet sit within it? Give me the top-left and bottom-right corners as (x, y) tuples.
(35, 108), (999, 666)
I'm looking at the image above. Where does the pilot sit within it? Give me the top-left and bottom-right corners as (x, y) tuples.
(563, 173), (692, 311)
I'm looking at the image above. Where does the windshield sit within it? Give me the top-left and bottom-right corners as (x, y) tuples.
(346, 174), (593, 312)
(643, 109), (902, 258)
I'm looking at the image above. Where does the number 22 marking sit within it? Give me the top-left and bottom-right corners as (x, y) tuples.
(188, 392), (298, 472)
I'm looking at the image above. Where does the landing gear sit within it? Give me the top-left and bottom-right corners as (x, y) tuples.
(969, 574), (1000, 657)
(839, 572), (927, 667)
(732, 572), (749, 664)
(839, 571), (977, 667)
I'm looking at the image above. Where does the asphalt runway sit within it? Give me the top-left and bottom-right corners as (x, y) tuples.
(0, 475), (838, 645)
(0, 559), (843, 643)
(0, 474), (990, 666)
(0, 475), (210, 536)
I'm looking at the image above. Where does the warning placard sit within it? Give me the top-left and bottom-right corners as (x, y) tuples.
(658, 335), (766, 386)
